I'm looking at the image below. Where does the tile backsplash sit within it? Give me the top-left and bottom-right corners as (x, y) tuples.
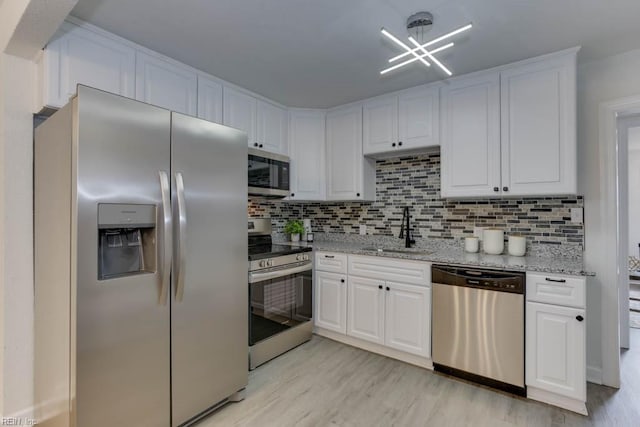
(248, 153), (584, 248)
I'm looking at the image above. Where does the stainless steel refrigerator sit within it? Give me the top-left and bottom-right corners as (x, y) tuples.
(34, 86), (248, 427)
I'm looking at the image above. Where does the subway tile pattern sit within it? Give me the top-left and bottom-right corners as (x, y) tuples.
(249, 153), (584, 248)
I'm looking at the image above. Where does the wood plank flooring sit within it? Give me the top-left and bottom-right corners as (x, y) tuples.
(199, 330), (640, 426)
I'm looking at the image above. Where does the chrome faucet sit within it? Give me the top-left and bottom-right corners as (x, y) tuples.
(399, 206), (416, 248)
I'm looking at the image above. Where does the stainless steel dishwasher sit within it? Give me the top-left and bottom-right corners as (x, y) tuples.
(432, 265), (525, 396)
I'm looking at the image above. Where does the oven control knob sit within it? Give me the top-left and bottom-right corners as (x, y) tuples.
(267, 259), (273, 267)
(259, 260), (266, 268)
(303, 254), (309, 261)
(296, 254), (302, 261)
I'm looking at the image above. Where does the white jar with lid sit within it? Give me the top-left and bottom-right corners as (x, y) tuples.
(508, 235), (526, 256)
(483, 228), (504, 255)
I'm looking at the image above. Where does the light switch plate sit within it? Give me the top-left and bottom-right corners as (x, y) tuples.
(571, 208), (584, 224)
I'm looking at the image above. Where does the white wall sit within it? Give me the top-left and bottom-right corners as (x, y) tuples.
(0, 52), (36, 418)
(578, 47), (640, 381)
(628, 127), (640, 258)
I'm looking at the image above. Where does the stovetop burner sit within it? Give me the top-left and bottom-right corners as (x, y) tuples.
(248, 244), (311, 261)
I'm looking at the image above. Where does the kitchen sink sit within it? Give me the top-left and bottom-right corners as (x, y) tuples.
(360, 247), (432, 255)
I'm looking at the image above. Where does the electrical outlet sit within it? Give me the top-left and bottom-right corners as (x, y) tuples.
(571, 208), (584, 224)
(359, 224), (367, 235)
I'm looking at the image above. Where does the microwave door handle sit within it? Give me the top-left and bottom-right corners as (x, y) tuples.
(174, 172), (187, 302)
(158, 171), (172, 305)
(249, 263), (312, 283)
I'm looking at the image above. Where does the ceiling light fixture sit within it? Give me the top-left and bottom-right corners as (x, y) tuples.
(381, 12), (472, 77)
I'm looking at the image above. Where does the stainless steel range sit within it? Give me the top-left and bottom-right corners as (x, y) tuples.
(248, 218), (313, 369)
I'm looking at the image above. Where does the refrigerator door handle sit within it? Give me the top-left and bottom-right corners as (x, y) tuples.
(159, 171), (173, 305)
(174, 172), (187, 302)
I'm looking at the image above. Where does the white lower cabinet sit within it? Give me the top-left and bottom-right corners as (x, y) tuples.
(385, 281), (431, 357)
(314, 270), (347, 334)
(346, 276), (430, 357)
(526, 302), (585, 400)
(347, 276), (385, 345)
(315, 252), (432, 364)
(525, 272), (587, 415)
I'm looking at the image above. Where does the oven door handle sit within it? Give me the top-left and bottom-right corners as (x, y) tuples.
(249, 262), (312, 283)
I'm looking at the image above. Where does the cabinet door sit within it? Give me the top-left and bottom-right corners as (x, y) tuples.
(526, 302), (586, 400)
(41, 22), (135, 109)
(223, 87), (257, 147)
(347, 276), (385, 345)
(363, 96), (398, 155)
(196, 75), (223, 123)
(501, 55), (577, 196)
(256, 100), (288, 155)
(398, 86), (440, 150)
(315, 271), (347, 334)
(135, 52), (197, 115)
(384, 282), (431, 357)
(440, 73), (501, 198)
(326, 105), (364, 200)
(288, 110), (326, 200)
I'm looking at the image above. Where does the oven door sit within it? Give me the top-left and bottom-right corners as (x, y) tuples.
(248, 148), (290, 197)
(248, 262), (312, 346)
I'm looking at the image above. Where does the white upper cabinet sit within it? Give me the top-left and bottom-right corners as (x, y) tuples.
(288, 109), (326, 200)
(398, 87), (440, 151)
(363, 86), (439, 157)
(135, 52), (197, 115)
(363, 96), (398, 155)
(223, 87), (257, 148)
(440, 72), (501, 198)
(441, 48), (578, 198)
(39, 22), (136, 110)
(326, 104), (376, 201)
(500, 55), (577, 196)
(196, 75), (223, 123)
(256, 100), (288, 155)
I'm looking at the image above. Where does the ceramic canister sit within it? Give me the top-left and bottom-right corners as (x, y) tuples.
(508, 235), (527, 257)
(483, 228), (504, 255)
(464, 237), (479, 253)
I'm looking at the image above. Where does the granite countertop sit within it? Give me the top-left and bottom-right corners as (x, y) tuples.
(285, 239), (594, 277)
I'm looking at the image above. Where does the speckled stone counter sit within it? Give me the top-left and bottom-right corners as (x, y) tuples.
(281, 235), (594, 277)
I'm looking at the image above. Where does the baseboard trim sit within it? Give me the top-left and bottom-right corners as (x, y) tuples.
(4, 405), (35, 424)
(314, 327), (433, 370)
(587, 365), (603, 385)
(527, 386), (588, 416)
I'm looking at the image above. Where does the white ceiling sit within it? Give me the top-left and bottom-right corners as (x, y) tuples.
(71, 0), (640, 108)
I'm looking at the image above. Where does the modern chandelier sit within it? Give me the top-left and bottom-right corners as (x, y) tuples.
(381, 12), (472, 77)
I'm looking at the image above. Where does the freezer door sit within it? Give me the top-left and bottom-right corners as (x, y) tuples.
(170, 113), (249, 426)
(74, 86), (171, 426)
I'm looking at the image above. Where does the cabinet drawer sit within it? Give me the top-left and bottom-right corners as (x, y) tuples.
(349, 255), (430, 286)
(315, 252), (348, 274)
(526, 272), (585, 308)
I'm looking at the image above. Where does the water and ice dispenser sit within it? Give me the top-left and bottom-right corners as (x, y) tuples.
(98, 204), (156, 280)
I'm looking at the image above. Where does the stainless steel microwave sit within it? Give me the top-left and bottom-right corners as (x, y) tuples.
(248, 148), (290, 198)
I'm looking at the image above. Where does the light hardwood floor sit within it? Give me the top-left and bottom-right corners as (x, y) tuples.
(199, 330), (640, 427)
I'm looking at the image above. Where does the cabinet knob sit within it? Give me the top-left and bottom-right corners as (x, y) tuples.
(259, 144), (264, 148)
(253, 143), (259, 147)
(398, 141), (403, 146)
(378, 285), (383, 289)
(392, 143), (396, 147)
(386, 286), (390, 291)
(291, 193), (295, 197)
(493, 187), (499, 192)
(340, 279), (345, 283)
(576, 315), (584, 322)
(356, 192), (360, 197)
(503, 186), (509, 192)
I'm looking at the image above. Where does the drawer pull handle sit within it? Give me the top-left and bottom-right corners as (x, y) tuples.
(545, 278), (566, 283)
(467, 280), (480, 285)
(340, 279), (345, 283)
(324, 255), (335, 259)
(386, 286), (390, 291)
(378, 285), (383, 289)
(576, 315), (584, 322)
